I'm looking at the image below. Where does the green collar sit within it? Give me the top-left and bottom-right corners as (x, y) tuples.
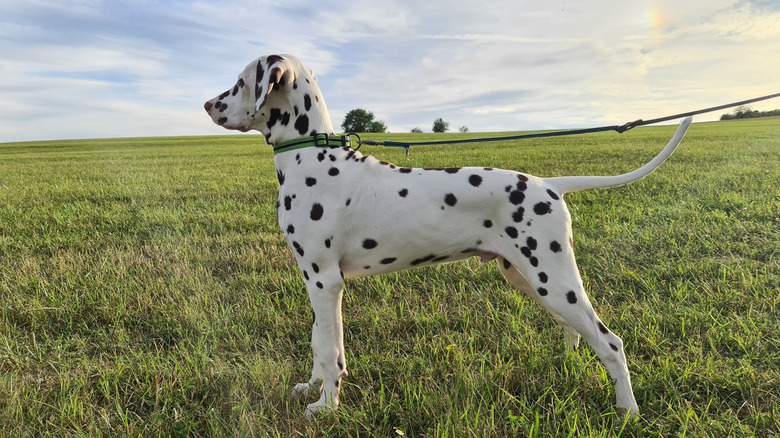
(273, 133), (353, 155)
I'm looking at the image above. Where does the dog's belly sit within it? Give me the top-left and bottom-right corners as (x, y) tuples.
(339, 250), (497, 278)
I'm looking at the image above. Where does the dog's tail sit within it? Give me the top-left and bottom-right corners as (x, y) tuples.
(545, 117), (692, 195)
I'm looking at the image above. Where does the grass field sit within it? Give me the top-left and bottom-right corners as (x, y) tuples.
(0, 118), (778, 437)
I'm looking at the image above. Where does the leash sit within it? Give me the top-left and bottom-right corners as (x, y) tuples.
(273, 92), (780, 156)
(356, 92), (780, 156)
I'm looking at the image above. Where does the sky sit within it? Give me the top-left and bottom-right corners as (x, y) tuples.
(1, 0), (779, 143)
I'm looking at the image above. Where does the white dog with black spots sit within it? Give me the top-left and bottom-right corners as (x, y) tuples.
(204, 54), (692, 418)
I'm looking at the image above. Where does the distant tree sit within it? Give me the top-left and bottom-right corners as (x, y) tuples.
(370, 120), (388, 133)
(342, 109), (387, 133)
(459, 126), (469, 133)
(432, 118), (450, 133)
(410, 127), (423, 133)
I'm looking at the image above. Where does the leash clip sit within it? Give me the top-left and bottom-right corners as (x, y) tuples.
(346, 132), (362, 151)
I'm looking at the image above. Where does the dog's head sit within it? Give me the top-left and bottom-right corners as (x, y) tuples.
(204, 54), (334, 145)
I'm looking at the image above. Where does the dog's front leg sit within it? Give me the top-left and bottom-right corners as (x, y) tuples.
(298, 268), (348, 418)
(291, 315), (323, 399)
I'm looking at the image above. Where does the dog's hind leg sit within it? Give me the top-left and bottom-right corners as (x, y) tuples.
(497, 257), (580, 351)
(500, 251), (640, 417)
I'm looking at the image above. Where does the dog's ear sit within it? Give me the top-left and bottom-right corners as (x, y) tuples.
(254, 55), (295, 112)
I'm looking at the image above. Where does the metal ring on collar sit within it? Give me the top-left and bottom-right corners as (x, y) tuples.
(346, 132), (361, 151)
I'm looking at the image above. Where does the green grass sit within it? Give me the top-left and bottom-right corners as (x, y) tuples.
(1, 118), (778, 437)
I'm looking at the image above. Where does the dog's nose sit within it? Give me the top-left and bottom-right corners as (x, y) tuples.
(204, 101), (213, 112)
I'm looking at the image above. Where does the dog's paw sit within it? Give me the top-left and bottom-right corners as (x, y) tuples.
(304, 400), (338, 420)
(291, 382), (315, 399)
(617, 405), (641, 420)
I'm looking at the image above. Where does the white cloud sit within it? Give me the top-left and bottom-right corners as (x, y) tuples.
(0, 0), (778, 142)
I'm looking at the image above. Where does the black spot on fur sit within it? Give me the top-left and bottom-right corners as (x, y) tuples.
(286, 224), (295, 234)
(310, 203), (324, 221)
(526, 237), (538, 250)
(363, 239), (378, 249)
(324, 238), (331, 248)
(547, 189), (560, 200)
(267, 108), (282, 129)
(255, 62), (265, 87)
(445, 167), (461, 174)
(521, 247), (532, 258)
(411, 254), (437, 265)
(345, 198), (351, 206)
(512, 207), (525, 223)
(293, 241), (304, 257)
(518, 174), (529, 182)
(306, 177), (317, 186)
(380, 258), (396, 264)
(284, 196), (293, 211)
(312, 263), (319, 273)
(483, 220), (493, 228)
(598, 322), (609, 334)
(399, 167), (413, 173)
(534, 202), (552, 215)
(566, 291), (577, 304)
(538, 272), (548, 283)
(509, 191), (525, 205)
(505, 226), (518, 239)
(444, 193), (457, 207)
(294, 114), (310, 134)
(538, 287), (548, 296)
(610, 343), (619, 352)
(266, 54), (284, 67)
(550, 241), (562, 253)
(303, 271), (309, 281)
(398, 188), (409, 197)
(304, 94), (312, 111)
(276, 170), (285, 185)
(516, 181), (527, 191)
(468, 174), (483, 187)
(530, 257), (538, 267)
(329, 167), (340, 176)
(316, 281), (323, 289)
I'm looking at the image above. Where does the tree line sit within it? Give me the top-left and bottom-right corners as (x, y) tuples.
(720, 105), (780, 120)
(341, 109), (467, 134)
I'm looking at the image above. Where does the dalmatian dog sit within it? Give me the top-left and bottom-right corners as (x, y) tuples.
(204, 54), (692, 418)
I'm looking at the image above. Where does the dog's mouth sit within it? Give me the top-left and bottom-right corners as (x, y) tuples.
(205, 99), (251, 132)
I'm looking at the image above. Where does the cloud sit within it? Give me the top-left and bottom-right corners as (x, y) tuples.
(1, 0), (779, 142)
